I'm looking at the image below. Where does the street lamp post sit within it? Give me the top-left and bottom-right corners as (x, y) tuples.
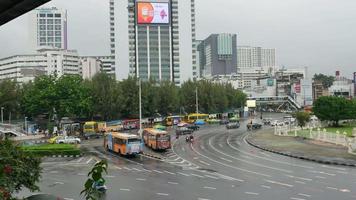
(138, 78), (143, 138)
(195, 87), (199, 114)
(24, 117), (28, 134)
(1, 107), (4, 124)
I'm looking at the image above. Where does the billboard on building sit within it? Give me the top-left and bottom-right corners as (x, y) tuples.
(136, 2), (170, 24)
(246, 100), (256, 108)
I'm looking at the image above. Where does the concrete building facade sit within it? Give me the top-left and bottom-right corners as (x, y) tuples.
(198, 34), (237, 77)
(30, 7), (67, 50)
(81, 57), (102, 80)
(237, 46), (275, 69)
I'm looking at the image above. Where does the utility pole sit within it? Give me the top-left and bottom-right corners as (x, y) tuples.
(138, 78), (143, 138)
(1, 107), (4, 124)
(9, 112), (11, 124)
(195, 87), (199, 114)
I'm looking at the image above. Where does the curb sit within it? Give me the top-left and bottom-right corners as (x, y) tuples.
(141, 152), (163, 160)
(245, 135), (356, 167)
(46, 154), (83, 158)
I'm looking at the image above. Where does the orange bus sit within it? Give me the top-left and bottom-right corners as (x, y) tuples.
(143, 128), (171, 151)
(104, 132), (143, 156)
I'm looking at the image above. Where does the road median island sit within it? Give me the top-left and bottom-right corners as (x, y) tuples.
(246, 128), (356, 167)
(21, 144), (81, 157)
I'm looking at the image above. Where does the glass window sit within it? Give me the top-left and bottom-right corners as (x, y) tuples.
(39, 25), (46, 30)
(39, 31), (46, 36)
(55, 37), (61, 42)
(47, 25), (53, 30)
(48, 31), (53, 36)
(47, 37), (54, 42)
(55, 19), (61, 24)
(40, 37), (46, 42)
(47, 14), (53, 17)
(55, 25), (61, 30)
(47, 19), (53, 24)
(55, 31), (61, 36)
(55, 43), (61, 48)
(39, 19), (46, 24)
(55, 14), (61, 18)
(39, 14), (45, 17)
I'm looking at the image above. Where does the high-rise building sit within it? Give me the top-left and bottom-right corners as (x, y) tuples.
(81, 57), (102, 80)
(109, 0), (116, 78)
(114, 0), (196, 85)
(0, 48), (80, 83)
(237, 46), (275, 69)
(198, 33), (237, 77)
(30, 7), (68, 50)
(81, 56), (116, 77)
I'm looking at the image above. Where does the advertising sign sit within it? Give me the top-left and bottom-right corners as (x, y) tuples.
(294, 83), (301, 94)
(137, 2), (170, 24)
(246, 100), (256, 108)
(267, 79), (274, 87)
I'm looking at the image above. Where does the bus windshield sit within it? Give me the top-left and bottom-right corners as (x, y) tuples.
(128, 138), (141, 144)
(157, 134), (169, 141)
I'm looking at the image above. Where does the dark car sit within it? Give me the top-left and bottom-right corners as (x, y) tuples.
(226, 122), (240, 129)
(83, 132), (103, 140)
(247, 123), (262, 130)
(220, 119), (229, 125)
(176, 127), (194, 135)
(186, 124), (200, 131)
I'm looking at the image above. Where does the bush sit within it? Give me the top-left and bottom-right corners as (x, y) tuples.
(21, 144), (81, 157)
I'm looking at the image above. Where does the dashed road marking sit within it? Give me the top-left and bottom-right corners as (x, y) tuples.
(264, 179), (294, 188)
(220, 157), (233, 163)
(164, 170), (176, 175)
(298, 193), (311, 198)
(290, 198), (305, 200)
(199, 160), (211, 166)
(198, 198), (211, 200)
(114, 166), (122, 170)
(132, 168), (142, 172)
(178, 172), (190, 177)
(168, 182), (179, 185)
(136, 178), (146, 181)
(205, 175), (219, 180)
(120, 188), (131, 191)
(123, 167), (132, 171)
(104, 175), (115, 178)
(315, 176), (326, 179)
(326, 186), (338, 190)
(153, 170), (163, 174)
(261, 185), (271, 189)
(203, 186), (216, 190)
(157, 193), (169, 196)
(191, 173), (204, 178)
(295, 181), (306, 184)
(245, 192), (259, 195)
(86, 158), (93, 164)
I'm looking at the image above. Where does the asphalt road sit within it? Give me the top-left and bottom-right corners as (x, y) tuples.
(18, 113), (356, 200)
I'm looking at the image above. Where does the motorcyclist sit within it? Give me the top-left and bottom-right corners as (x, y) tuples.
(189, 134), (194, 142)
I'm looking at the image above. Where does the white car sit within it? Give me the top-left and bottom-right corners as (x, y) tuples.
(56, 136), (81, 144)
(271, 120), (279, 126)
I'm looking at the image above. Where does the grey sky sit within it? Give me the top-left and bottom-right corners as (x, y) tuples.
(0, 0), (355, 78)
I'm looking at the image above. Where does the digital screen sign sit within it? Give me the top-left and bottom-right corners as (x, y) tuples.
(136, 2), (170, 24)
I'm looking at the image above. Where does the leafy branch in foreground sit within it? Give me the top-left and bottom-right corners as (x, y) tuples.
(81, 160), (108, 200)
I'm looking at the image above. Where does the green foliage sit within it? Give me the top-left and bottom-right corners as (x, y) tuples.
(0, 139), (41, 199)
(81, 160), (108, 200)
(293, 111), (311, 128)
(0, 80), (21, 121)
(313, 73), (335, 88)
(21, 144), (81, 157)
(313, 96), (353, 126)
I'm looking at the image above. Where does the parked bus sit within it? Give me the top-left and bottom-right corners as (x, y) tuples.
(83, 121), (106, 139)
(105, 120), (123, 132)
(104, 132), (143, 156)
(183, 113), (209, 124)
(143, 128), (171, 151)
(122, 119), (140, 130)
(165, 116), (182, 126)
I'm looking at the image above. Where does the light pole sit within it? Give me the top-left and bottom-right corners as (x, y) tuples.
(1, 107), (4, 124)
(138, 78), (143, 138)
(24, 117), (28, 134)
(195, 87), (199, 114)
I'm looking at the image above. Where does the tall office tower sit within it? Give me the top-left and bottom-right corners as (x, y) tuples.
(237, 46), (275, 69)
(198, 34), (237, 77)
(31, 7), (67, 50)
(109, 0), (116, 77)
(115, 0), (195, 85)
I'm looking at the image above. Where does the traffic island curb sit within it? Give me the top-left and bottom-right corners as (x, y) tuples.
(245, 135), (356, 167)
(45, 154), (83, 158)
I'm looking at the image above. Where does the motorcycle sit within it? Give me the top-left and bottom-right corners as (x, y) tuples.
(93, 180), (107, 193)
(186, 135), (194, 143)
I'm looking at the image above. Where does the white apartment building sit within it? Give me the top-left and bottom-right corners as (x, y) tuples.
(0, 48), (80, 83)
(30, 7), (68, 50)
(81, 57), (102, 80)
(114, 0), (196, 85)
(81, 56), (115, 77)
(237, 46), (275, 69)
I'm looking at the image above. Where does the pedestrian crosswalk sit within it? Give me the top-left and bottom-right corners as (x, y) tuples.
(162, 151), (199, 170)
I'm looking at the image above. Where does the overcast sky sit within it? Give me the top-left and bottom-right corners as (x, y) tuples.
(0, 0), (355, 78)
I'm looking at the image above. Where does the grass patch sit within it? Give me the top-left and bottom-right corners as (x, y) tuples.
(22, 144), (81, 157)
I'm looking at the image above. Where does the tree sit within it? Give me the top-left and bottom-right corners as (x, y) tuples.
(313, 96), (352, 126)
(0, 139), (41, 200)
(313, 73), (335, 88)
(0, 80), (21, 122)
(294, 111), (311, 128)
(81, 160), (108, 200)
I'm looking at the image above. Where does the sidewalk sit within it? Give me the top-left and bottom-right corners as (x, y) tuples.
(246, 128), (356, 167)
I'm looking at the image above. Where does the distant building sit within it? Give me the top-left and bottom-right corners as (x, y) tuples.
(329, 71), (354, 99)
(198, 33), (237, 77)
(0, 48), (80, 83)
(81, 57), (102, 80)
(30, 7), (68, 50)
(108, 0), (116, 79)
(82, 56), (115, 77)
(237, 46), (275, 69)
(312, 81), (328, 101)
(354, 72), (356, 97)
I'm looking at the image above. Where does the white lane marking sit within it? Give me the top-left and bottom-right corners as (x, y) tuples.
(209, 136), (293, 173)
(191, 143), (271, 177)
(336, 171), (348, 174)
(198, 198), (211, 200)
(298, 193), (311, 198)
(77, 173), (86, 176)
(178, 172), (190, 177)
(104, 175), (115, 178)
(321, 165), (346, 171)
(142, 168), (152, 173)
(227, 135), (313, 169)
(285, 174), (312, 181)
(260, 152), (271, 157)
(205, 175), (219, 180)
(153, 170), (163, 174)
(76, 157), (84, 163)
(295, 181), (306, 184)
(308, 170), (335, 176)
(261, 185), (271, 189)
(203, 186), (216, 190)
(86, 158), (93, 164)
(120, 188), (131, 191)
(54, 182), (64, 185)
(136, 178), (146, 181)
(49, 171), (59, 174)
(339, 189), (351, 193)
(114, 166), (122, 170)
(218, 144), (223, 148)
(164, 170), (176, 175)
(132, 168), (142, 172)
(199, 160), (211, 166)
(264, 179), (294, 188)
(326, 186), (338, 190)
(191, 173), (204, 178)
(214, 173), (244, 182)
(315, 176), (326, 179)
(200, 145), (205, 150)
(157, 193), (169, 196)
(181, 147), (185, 152)
(290, 198), (305, 200)
(168, 182), (179, 185)
(220, 157), (233, 163)
(123, 167), (132, 171)
(64, 198), (74, 200)
(245, 192), (259, 195)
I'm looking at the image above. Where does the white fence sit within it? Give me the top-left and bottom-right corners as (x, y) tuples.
(274, 125), (356, 155)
